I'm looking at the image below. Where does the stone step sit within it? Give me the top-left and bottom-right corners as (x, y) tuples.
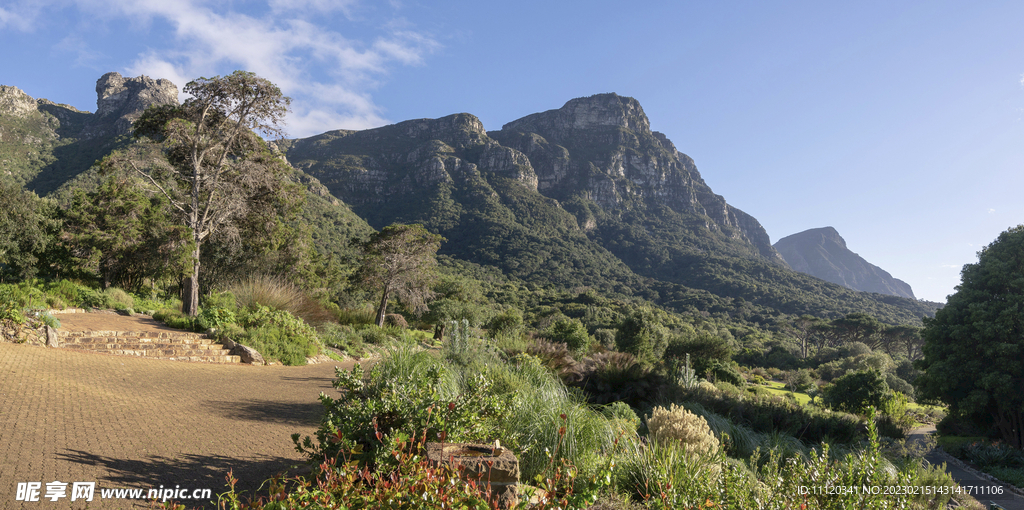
(151, 355), (241, 363)
(57, 327), (241, 363)
(94, 348), (233, 357)
(62, 330), (207, 340)
(65, 342), (231, 354)
(62, 337), (219, 347)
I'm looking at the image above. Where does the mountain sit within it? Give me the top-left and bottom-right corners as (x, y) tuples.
(280, 93), (938, 323)
(1, 75), (939, 324)
(0, 73), (375, 273)
(0, 73), (178, 194)
(773, 227), (915, 299)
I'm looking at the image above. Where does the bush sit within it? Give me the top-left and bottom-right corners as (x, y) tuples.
(593, 328), (616, 350)
(487, 308), (523, 338)
(229, 275), (334, 326)
(963, 441), (1024, 468)
(318, 323), (364, 355)
(103, 287), (134, 311)
(238, 306), (321, 365)
(646, 403), (720, 457)
(664, 332), (733, 377)
(196, 306), (237, 331)
(823, 369), (889, 415)
(615, 308), (668, 364)
(602, 401), (641, 432)
(243, 325), (316, 365)
(545, 317), (591, 352)
(44, 280), (85, 307)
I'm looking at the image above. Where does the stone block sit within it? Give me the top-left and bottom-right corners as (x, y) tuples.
(426, 442), (519, 508)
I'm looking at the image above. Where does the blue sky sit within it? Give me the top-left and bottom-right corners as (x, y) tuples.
(3, 1), (1022, 303)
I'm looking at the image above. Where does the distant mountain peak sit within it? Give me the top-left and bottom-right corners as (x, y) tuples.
(774, 227), (914, 299)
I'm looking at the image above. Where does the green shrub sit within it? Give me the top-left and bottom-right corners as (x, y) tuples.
(243, 325), (316, 366)
(197, 306), (237, 331)
(487, 308), (523, 338)
(317, 322), (364, 355)
(44, 280), (85, 306)
(238, 305), (321, 364)
(984, 466), (1024, 488)
(0, 282), (46, 308)
(545, 317), (591, 352)
(615, 308), (668, 364)
(664, 332), (733, 377)
(823, 369), (889, 414)
(358, 326), (391, 345)
(202, 290), (237, 311)
(164, 315), (196, 331)
(601, 401), (641, 431)
(963, 441), (1024, 468)
(103, 287), (134, 311)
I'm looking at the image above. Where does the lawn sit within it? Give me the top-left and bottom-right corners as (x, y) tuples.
(761, 380), (813, 405)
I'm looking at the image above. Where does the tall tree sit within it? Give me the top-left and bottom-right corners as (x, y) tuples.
(110, 71), (291, 315)
(354, 224), (443, 327)
(916, 225), (1024, 449)
(61, 177), (189, 292)
(787, 314), (827, 359)
(830, 313), (883, 349)
(0, 182), (54, 282)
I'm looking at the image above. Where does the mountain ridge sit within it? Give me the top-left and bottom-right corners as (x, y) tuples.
(1, 74), (941, 325)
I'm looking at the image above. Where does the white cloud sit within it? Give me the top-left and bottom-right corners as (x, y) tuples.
(989, 208), (997, 214)
(57, 0), (438, 136)
(0, 2), (49, 31)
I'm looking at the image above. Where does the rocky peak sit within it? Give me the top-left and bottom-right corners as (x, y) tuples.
(0, 85), (39, 118)
(501, 93), (652, 143)
(93, 72), (178, 136)
(774, 227), (914, 299)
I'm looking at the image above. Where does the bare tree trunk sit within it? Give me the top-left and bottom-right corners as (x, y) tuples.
(375, 287), (391, 327)
(182, 245), (201, 316)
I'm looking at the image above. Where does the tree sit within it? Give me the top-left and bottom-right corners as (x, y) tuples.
(787, 315), (827, 359)
(0, 182), (55, 282)
(60, 177), (189, 292)
(830, 313), (883, 349)
(916, 225), (1024, 449)
(615, 308), (668, 364)
(546, 317), (591, 351)
(112, 70), (291, 315)
(823, 369), (889, 415)
(354, 224), (443, 327)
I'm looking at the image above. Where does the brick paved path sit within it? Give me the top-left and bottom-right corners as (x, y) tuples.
(1, 314), (358, 509)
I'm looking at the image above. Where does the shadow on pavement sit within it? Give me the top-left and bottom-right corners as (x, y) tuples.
(58, 449), (305, 508)
(203, 399), (325, 426)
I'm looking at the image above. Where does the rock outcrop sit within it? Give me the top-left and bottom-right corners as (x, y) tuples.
(0, 85), (39, 118)
(494, 93), (783, 263)
(0, 73), (179, 192)
(774, 227), (915, 298)
(91, 72), (178, 137)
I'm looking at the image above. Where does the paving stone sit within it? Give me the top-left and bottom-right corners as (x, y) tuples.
(0, 329), (354, 509)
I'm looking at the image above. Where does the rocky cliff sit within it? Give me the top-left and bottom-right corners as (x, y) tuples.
(774, 227), (915, 299)
(0, 73), (178, 192)
(279, 92), (797, 301)
(492, 94), (782, 263)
